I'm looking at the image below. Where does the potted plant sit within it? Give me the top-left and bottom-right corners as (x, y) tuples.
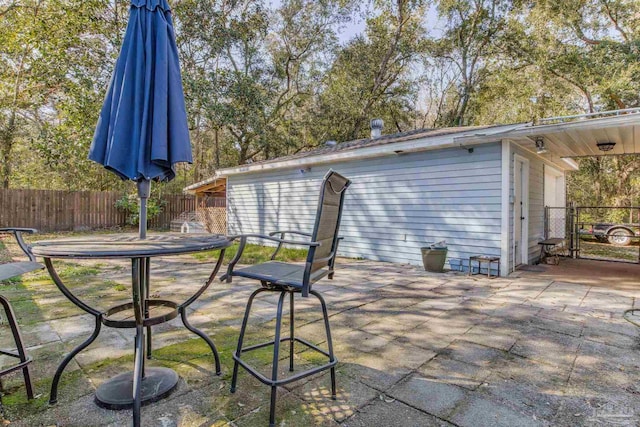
(420, 241), (448, 272)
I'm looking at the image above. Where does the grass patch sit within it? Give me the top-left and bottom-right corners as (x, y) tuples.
(1, 320), (331, 424)
(1, 275), (22, 285)
(0, 239), (12, 263)
(59, 265), (100, 278)
(1, 369), (92, 419)
(24, 262), (100, 283)
(579, 237), (639, 262)
(6, 297), (42, 325)
(192, 242), (308, 264)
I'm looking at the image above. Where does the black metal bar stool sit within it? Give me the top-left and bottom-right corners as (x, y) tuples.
(0, 228), (44, 399)
(221, 170), (351, 427)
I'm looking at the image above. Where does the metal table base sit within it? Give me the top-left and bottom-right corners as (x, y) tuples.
(95, 367), (178, 409)
(32, 234), (231, 427)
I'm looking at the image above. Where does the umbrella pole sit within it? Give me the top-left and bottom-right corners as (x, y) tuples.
(137, 179), (151, 240)
(136, 179), (152, 373)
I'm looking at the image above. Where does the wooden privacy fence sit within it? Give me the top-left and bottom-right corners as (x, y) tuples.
(150, 194), (196, 230)
(0, 189), (196, 232)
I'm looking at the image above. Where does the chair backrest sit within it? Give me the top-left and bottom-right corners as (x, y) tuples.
(302, 170), (351, 296)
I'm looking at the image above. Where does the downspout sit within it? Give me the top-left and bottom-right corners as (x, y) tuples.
(500, 140), (511, 276)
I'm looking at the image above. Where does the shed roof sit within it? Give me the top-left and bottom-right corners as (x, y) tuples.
(184, 123), (519, 193)
(241, 125), (496, 166)
(185, 109), (640, 194)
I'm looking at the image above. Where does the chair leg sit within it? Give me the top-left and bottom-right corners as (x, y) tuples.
(231, 288), (267, 393)
(0, 295), (33, 400)
(289, 291), (295, 372)
(310, 290), (337, 400)
(269, 291), (287, 427)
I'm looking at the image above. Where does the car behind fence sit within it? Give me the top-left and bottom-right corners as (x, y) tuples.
(545, 205), (640, 264)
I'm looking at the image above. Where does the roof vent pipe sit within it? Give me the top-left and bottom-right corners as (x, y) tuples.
(370, 118), (384, 139)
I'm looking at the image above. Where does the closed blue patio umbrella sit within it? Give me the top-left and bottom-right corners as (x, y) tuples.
(87, 0), (191, 424)
(90, 0), (192, 239)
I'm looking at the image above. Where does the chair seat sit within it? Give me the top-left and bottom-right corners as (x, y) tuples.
(0, 262), (44, 282)
(233, 261), (328, 289)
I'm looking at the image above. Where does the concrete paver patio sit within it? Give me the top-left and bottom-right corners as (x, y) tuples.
(1, 254), (639, 426)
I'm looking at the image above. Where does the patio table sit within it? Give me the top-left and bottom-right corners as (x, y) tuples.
(31, 233), (231, 424)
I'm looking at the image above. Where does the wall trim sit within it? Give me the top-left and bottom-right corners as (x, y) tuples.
(500, 140), (511, 276)
(513, 154), (530, 267)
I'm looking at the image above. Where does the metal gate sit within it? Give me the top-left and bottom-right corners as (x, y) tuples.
(545, 205), (640, 264)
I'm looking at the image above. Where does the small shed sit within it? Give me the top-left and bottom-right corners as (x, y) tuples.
(185, 110), (640, 276)
(187, 178), (227, 234)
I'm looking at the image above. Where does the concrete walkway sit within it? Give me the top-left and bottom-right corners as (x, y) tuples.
(1, 256), (640, 426)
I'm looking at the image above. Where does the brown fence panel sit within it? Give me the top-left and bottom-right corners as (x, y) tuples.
(150, 194), (196, 230)
(0, 189), (194, 232)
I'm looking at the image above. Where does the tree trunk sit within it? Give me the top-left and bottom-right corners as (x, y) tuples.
(456, 90), (470, 126)
(238, 143), (248, 165)
(214, 128), (220, 168)
(0, 110), (16, 189)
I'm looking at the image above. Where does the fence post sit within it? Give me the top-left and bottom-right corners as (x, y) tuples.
(543, 206), (549, 240)
(568, 202), (576, 258)
(570, 202), (582, 259)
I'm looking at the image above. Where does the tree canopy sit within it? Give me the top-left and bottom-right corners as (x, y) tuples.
(0, 0), (639, 205)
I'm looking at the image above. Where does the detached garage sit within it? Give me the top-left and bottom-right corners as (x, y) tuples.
(185, 111), (640, 277)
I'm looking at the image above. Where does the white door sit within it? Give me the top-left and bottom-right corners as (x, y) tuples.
(544, 175), (558, 207)
(544, 166), (565, 207)
(514, 157), (529, 266)
(544, 166), (566, 238)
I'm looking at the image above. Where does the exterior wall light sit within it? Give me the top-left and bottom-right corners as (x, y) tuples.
(535, 137), (547, 154)
(596, 141), (616, 152)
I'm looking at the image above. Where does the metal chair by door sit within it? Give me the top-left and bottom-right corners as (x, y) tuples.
(0, 228), (44, 399)
(220, 170), (351, 427)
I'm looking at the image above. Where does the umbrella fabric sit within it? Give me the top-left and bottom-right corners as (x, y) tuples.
(89, 0), (192, 182)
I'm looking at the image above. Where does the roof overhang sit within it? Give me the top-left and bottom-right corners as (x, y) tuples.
(185, 177), (226, 195)
(455, 113), (640, 172)
(184, 112), (640, 193)
(184, 123), (526, 193)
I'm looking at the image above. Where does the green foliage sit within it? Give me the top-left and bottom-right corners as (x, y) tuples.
(192, 242), (308, 264)
(580, 236), (639, 261)
(0, 0), (128, 190)
(0, 0), (639, 206)
(425, 0), (515, 126)
(567, 155), (640, 221)
(317, 1), (427, 141)
(115, 194), (166, 226)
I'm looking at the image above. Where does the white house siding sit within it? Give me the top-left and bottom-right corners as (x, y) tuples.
(508, 145), (546, 272)
(227, 143), (504, 271)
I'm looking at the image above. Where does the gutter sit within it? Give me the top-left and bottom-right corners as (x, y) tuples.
(184, 136), (487, 193)
(184, 123), (524, 193)
(457, 114), (639, 142)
